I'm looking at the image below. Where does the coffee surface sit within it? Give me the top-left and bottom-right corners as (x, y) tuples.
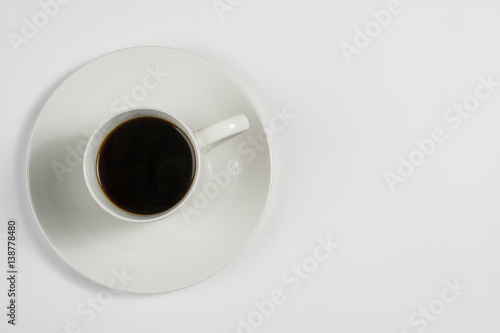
(97, 116), (196, 215)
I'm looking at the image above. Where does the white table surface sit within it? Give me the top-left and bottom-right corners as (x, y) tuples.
(1, 0), (500, 332)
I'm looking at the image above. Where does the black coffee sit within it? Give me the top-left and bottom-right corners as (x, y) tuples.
(97, 116), (196, 215)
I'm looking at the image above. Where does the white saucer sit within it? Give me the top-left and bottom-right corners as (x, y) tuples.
(27, 46), (272, 294)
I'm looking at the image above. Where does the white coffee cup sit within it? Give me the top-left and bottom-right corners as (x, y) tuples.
(83, 107), (249, 222)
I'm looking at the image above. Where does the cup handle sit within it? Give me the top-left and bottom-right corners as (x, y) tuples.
(194, 114), (249, 153)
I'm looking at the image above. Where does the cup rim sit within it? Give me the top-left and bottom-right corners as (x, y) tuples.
(83, 107), (201, 223)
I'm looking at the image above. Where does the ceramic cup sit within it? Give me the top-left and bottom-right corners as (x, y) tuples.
(83, 107), (249, 222)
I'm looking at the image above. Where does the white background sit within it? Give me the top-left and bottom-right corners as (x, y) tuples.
(1, 0), (500, 332)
